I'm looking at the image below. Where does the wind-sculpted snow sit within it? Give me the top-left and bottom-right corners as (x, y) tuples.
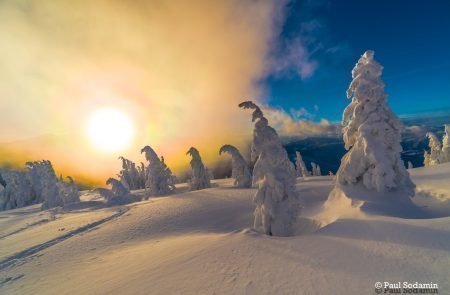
(295, 151), (309, 178)
(239, 100), (300, 236)
(186, 147), (211, 190)
(219, 145), (252, 188)
(141, 146), (175, 196)
(0, 161), (79, 211)
(336, 50), (415, 196)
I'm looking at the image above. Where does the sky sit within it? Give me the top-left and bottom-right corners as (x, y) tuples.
(0, 0), (449, 184)
(265, 0), (450, 122)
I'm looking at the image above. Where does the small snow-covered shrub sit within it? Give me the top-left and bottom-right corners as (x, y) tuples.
(219, 144), (252, 188)
(98, 177), (139, 205)
(186, 147), (211, 191)
(240, 101), (300, 236)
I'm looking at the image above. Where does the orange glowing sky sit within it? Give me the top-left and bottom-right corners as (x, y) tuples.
(0, 0), (285, 184)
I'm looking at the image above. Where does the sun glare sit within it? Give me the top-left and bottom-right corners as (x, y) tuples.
(86, 108), (134, 152)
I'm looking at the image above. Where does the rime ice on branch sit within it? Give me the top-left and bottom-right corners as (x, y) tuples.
(219, 144), (252, 188)
(186, 147), (211, 190)
(141, 146), (175, 196)
(239, 101), (300, 236)
(336, 50), (415, 196)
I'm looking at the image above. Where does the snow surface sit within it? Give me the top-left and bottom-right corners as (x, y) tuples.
(1, 165), (450, 294)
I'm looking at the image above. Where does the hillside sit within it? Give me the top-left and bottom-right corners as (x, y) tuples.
(1, 165), (449, 294)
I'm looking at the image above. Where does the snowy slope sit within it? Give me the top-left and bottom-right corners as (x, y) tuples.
(1, 168), (449, 294)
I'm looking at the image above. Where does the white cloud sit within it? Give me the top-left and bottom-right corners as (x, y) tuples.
(262, 106), (340, 137)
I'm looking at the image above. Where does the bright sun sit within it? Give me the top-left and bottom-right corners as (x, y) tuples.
(86, 108), (134, 152)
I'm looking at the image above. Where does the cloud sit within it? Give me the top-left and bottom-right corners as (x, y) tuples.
(270, 37), (318, 79)
(0, 0), (288, 183)
(290, 107), (316, 120)
(405, 125), (424, 134)
(262, 106), (340, 137)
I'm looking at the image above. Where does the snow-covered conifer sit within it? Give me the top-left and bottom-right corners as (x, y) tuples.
(295, 151), (309, 178)
(423, 132), (443, 166)
(0, 170), (34, 210)
(219, 144), (252, 188)
(58, 176), (80, 204)
(40, 160), (64, 210)
(240, 101), (300, 236)
(141, 146), (174, 196)
(311, 162), (321, 176)
(441, 124), (450, 163)
(186, 147), (211, 190)
(118, 157), (145, 190)
(336, 50), (415, 195)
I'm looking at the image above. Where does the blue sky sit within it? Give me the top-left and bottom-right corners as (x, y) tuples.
(265, 0), (450, 122)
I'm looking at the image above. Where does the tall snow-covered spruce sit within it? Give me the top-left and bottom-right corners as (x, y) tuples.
(239, 101), (300, 236)
(186, 147), (211, 190)
(219, 144), (252, 188)
(336, 50), (415, 195)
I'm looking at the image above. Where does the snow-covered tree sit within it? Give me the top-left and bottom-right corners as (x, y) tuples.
(295, 151), (309, 178)
(336, 50), (415, 195)
(311, 162), (321, 176)
(240, 101), (300, 236)
(0, 160), (79, 211)
(107, 178), (130, 197)
(160, 156), (177, 190)
(186, 147), (211, 190)
(118, 157), (145, 190)
(423, 132), (444, 166)
(441, 124), (450, 162)
(58, 176), (80, 204)
(0, 170), (33, 210)
(40, 160), (65, 210)
(95, 177), (132, 205)
(219, 144), (252, 188)
(141, 146), (174, 196)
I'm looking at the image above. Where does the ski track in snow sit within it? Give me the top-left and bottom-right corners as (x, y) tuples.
(0, 207), (128, 271)
(0, 218), (50, 240)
